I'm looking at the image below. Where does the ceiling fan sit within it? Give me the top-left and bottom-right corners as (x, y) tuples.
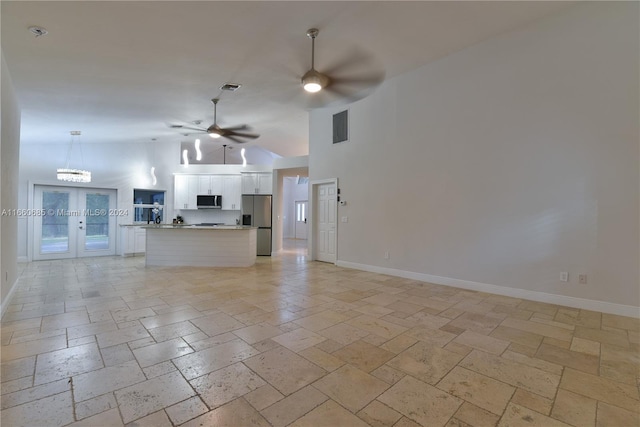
(170, 98), (259, 144)
(300, 28), (385, 107)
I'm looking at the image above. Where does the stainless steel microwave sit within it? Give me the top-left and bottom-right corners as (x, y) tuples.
(197, 195), (222, 209)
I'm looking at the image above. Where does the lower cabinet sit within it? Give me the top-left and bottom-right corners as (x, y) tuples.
(121, 226), (146, 256)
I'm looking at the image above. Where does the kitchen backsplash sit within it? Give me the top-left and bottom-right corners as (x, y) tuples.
(175, 209), (241, 225)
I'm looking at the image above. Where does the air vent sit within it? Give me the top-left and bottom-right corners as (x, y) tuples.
(220, 83), (242, 92)
(333, 110), (349, 144)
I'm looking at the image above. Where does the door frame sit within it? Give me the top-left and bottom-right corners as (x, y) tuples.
(27, 182), (119, 261)
(309, 178), (338, 264)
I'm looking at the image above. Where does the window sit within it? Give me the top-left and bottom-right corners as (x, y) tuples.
(133, 189), (165, 223)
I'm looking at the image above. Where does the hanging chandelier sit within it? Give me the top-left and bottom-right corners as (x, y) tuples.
(57, 131), (91, 183)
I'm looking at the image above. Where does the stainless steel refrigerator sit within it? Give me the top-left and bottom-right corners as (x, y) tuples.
(241, 195), (272, 256)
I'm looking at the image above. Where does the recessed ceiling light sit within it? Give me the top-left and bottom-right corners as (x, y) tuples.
(220, 83), (242, 92)
(28, 26), (48, 37)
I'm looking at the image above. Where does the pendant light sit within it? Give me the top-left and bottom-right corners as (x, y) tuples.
(57, 131), (91, 183)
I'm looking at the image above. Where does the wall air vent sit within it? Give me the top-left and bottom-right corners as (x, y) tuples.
(333, 109), (349, 144)
(220, 83), (242, 91)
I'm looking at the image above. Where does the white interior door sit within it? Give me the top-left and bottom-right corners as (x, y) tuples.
(295, 200), (308, 240)
(315, 183), (337, 263)
(33, 186), (117, 260)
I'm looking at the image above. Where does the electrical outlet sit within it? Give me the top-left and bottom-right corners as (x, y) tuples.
(384, 251), (390, 259)
(579, 274), (587, 284)
(560, 272), (568, 282)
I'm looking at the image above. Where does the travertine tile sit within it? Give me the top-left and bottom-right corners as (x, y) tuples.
(510, 389), (553, 415)
(404, 325), (457, 347)
(387, 341), (464, 384)
(74, 392), (118, 420)
(1, 335), (67, 362)
(34, 342), (103, 385)
(190, 362), (266, 408)
(596, 401), (640, 427)
(313, 364), (389, 412)
(66, 407), (124, 426)
(181, 398), (271, 427)
(454, 402), (500, 427)
(570, 337), (600, 357)
(357, 400), (403, 427)
(535, 342), (599, 374)
(173, 338), (259, 380)
(551, 389), (597, 427)
(298, 346), (345, 371)
(460, 350), (560, 399)
(244, 384), (284, 411)
(332, 340), (394, 372)
(3, 252), (639, 427)
(73, 360), (146, 402)
(346, 314), (408, 340)
(559, 368), (640, 413)
(453, 330), (509, 355)
(1, 356), (36, 382)
(0, 391), (74, 427)
(290, 399), (370, 427)
(437, 366), (515, 415)
(378, 376), (463, 427)
(232, 322), (284, 344)
(272, 327), (326, 352)
(499, 403), (573, 427)
(261, 385), (328, 427)
(244, 347), (326, 395)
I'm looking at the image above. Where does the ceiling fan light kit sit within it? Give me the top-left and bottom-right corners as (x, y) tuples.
(301, 28), (330, 93)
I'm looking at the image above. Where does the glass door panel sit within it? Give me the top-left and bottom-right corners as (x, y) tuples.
(33, 187), (78, 260)
(33, 186), (117, 260)
(78, 190), (117, 257)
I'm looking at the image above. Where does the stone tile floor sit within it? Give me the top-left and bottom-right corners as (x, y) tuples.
(1, 241), (638, 426)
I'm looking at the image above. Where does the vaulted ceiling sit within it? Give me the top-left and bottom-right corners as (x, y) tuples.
(2, 1), (572, 159)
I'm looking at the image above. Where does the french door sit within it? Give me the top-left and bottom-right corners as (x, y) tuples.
(33, 186), (117, 260)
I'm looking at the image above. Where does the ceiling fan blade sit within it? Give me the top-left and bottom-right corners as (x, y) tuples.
(223, 124), (251, 132)
(170, 125), (207, 132)
(321, 47), (378, 77)
(224, 135), (247, 144)
(227, 131), (260, 139)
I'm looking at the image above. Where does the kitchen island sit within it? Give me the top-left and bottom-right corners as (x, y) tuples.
(143, 225), (257, 267)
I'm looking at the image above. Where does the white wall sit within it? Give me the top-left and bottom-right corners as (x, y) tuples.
(1, 50), (22, 312)
(309, 2), (639, 314)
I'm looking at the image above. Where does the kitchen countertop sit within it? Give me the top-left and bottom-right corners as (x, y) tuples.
(142, 224), (255, 230)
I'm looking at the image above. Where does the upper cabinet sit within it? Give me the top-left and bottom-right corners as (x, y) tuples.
(242, 172), (272, 195)
(175, 174), (244, 211)
(221, 176), (241, 210)
(197, 175), (223, 195)
(174, 175), (198, 210)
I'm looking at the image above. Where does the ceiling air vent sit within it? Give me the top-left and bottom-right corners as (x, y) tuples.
(220, 83), (242, 92)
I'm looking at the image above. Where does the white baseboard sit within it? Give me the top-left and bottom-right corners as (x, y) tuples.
(1, 277), (20, 319)
(336, 261), (639, 318)
(17, 256), (28, 263)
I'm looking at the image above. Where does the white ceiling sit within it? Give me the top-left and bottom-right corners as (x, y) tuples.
(2, 1), (573, 159)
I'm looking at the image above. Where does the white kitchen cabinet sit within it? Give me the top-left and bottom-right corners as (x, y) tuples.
(121, 226), (146, 256)
(242, 172), (272, 195)
(174, 175), (198, 210)
(222, 175), (241, 210)
(197, 175), (223, 195)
